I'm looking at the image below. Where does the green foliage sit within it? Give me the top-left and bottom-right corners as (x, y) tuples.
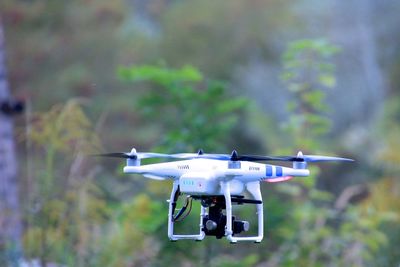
(281, 39), (340, 148)
(273, 185), (392, 266)
(118, 64), (203, 85)
(93, 194), (164, 267)
(119, 64), (248, 152)
(119, 193), (165, 234)
(379, 96), (400, 168)
(213, 254), (259, 267)
(365, 96), (400, 266)
(270, 39), (392, 267)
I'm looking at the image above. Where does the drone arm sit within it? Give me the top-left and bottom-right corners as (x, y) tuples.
(124, 166), (165, 180)
(124, 163), (179, 180)
(262, 165), (309, 182)
(123, 166), (145, 174)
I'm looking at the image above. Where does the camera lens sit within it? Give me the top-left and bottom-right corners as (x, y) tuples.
(205, 220), (217, 231)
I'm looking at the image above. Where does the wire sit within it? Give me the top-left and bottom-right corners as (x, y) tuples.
(174, 197), (193, 222)
(173, 196), (189, 221)
(171, 187), (181, 219)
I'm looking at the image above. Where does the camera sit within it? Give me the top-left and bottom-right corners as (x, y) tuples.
(199, 196), (250, 239)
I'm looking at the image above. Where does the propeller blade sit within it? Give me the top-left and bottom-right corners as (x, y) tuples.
(236, 155), (301, 162)
(302, 155), (354, 162)
(92, 152), (173, 159)
(168, 153), (232, 160)
(93, 152), (136, 159)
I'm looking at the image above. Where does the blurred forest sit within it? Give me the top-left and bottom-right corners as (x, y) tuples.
(0, 0), (399, 266)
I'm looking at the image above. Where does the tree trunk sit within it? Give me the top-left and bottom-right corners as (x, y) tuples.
(0, 18), (23, 264)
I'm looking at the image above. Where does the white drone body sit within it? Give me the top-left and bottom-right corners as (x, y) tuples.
(99, 148), (353, 243)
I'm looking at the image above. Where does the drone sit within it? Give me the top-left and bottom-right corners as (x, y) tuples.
(97, 148), (353, 243)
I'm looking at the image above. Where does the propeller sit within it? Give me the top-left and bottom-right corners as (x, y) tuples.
(93, 148), (175, 160)
(94, 148), (354, 163)
(226, 150), (353, 162)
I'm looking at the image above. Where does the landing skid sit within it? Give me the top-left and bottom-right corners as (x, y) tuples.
(167, 180), (264, 242)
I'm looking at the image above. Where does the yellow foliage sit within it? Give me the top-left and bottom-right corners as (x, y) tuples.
(42, 199), (67, 225)
(380, 132), (400, 165)
(23, 227), (43, 257)
(28, 99), (101, 154)
(22, 100), (111, 264)
(361, 177), (400, 219)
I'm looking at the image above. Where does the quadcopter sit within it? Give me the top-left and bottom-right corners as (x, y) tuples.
(97, 148), (353, 243)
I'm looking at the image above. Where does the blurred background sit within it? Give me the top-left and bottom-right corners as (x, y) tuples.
(0, 0), (399, 266)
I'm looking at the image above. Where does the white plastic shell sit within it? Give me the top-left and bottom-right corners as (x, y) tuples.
(179, 172), (217, 195)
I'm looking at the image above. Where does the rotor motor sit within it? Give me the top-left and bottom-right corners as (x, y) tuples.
(127, 148), (140, 166)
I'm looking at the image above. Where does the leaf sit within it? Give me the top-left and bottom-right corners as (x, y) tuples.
(117, 64), (203, 85)
(318, 74), (336, 88)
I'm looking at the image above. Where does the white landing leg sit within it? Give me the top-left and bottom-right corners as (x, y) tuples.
(246, 181), (263, 243)
(221, 181), (234, 242)
(221, 181), (264, 243)
(168, 180), (205, 241)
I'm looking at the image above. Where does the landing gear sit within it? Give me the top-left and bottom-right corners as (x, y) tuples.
(167, 180), (263, 242)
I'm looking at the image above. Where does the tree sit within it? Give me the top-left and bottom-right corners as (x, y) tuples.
(0, 18), (23, 265)
(259, 39), (392, 267)
(118, 64), (248, 153)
